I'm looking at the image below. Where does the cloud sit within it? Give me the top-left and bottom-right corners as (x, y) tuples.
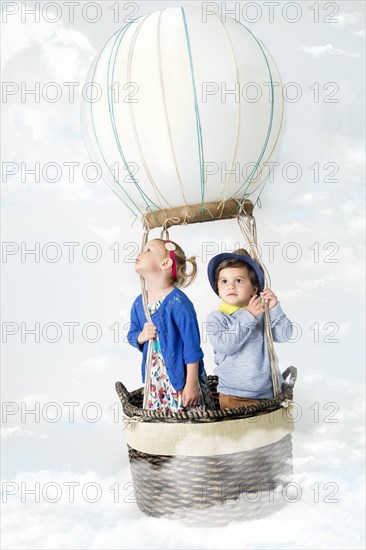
(352, 29), (365, 37)
(294, 278), (337, 291)
(345, 145), (365, 164)
(295, 192), (329, 205)
(81, 356), (110, 371)
(87, 224), (121, 241)
(2, 459), (365, 549)
(42, 27), (96, 82)
(1, 16), (58, 67)
(318, 199), (365, 234)
(279, 289), (306, 301)
(267, 223), (311, 235)
(335, 12), (362, 26)
(2, 14), (95, 74)
(299, 44), (361, 58)
(19, 393), (51, 406)
(280, 279), (338, 303)
(1, 426), (48, 440)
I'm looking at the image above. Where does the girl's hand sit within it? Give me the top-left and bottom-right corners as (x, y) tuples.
(260, 289), (278, 310)
(182, 380), (200, 407)
(247, 295), (266, 318)
(137, 322), (156, 344)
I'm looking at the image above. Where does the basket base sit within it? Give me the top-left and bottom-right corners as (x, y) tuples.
(128, 433), (293, 524)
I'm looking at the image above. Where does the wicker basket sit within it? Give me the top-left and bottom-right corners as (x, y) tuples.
(116, 367), (297, 525)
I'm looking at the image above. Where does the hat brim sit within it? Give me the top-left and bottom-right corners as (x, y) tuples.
(207, 253), (265, 295)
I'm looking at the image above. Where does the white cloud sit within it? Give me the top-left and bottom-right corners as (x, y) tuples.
(295, 192), (329, 205)
(119, 308), (129, 319)
(1, 458), (365, 549)
(299, 44), (361, 58)
(42, 28), (96, 82)
(19, 393), (50, 406)
(318, 198), (365, 234)
(345, 145), (365, 164)
(1, 426), (48, 440)
(352, 29), (365, 37)
(1, 16), (58, 67)
(294, 278), (337, 291)
(267, 223), (311, 235)
(279, 289), (306, 301)
(320, 208), (335, 216)
(346, 215), (365, 233)
(335, 12), (362, 26)
(1, 14), (95, 76)
(87, 224), (121, 241)
(81, 356), (110, 371)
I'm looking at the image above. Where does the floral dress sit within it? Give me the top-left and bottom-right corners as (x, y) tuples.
(146, 299), (213, 413)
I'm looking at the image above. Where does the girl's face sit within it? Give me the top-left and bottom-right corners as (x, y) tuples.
(135, 240), (171, 276)
(217, 266), (258, 307)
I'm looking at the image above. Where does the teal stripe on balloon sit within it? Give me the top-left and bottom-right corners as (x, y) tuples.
(85, 25), (144, 218)
(228, 18), (275, 205)
(181, 7), (206, 219)
(108, 15), (161, 213)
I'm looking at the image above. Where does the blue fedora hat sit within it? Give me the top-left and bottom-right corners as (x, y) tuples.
(207, 252), (265, 295)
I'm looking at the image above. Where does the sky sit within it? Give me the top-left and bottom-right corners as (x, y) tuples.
(1, 1), (365, 548)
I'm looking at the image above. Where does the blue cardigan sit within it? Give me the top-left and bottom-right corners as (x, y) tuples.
(127, 287), (204, 392)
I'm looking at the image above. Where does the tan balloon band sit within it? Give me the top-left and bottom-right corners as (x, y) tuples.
(143, 199), (254, 229)
(123, 407), (294, 457)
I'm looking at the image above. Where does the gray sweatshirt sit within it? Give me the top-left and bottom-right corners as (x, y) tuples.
(206, 302), (293, 399)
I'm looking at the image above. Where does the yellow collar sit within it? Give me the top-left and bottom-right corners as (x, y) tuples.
(218, 301), (247, 315)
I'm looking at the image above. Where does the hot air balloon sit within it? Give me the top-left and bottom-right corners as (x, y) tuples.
(82, 5), (296, 524)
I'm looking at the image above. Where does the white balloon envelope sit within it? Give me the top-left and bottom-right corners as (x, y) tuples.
(81, 5), (284, 225)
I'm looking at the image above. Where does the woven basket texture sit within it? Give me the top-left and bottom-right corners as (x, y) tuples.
(116, 369), (297, 524)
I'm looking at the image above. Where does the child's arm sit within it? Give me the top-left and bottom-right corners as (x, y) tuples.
(127, 301), (144, 351)
(137, 322), (156, 345)
(268, 303), (293, 343)
(260, 289), (293, 343)
(269, 304), (293, 342)
(173, 302), (204, 365)
(206, 310), (258, 355)
(182, 362), (200, 407)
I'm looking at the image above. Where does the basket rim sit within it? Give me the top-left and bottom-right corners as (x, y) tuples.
(115, 367), (297, 423)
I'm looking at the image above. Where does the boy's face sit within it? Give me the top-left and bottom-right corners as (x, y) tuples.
(217, 266), (258, 307)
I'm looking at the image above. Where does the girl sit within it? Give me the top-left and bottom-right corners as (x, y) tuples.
(127, 238), (212, 412)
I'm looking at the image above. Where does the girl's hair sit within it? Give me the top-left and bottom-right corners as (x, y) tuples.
(154, 239), (197, 289)
(215, 248), (259, 294)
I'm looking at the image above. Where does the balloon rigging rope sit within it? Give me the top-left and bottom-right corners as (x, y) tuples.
(213, 13), (241, 206)
(86, 24), (144, 218)
(126, 13), (171, 210)
(237, 215), (281, 396)
(140, 225), (171, 408)
(140, 227), (153, 409)
(181, 7), (206, 218)
(157, 11), (189, 209)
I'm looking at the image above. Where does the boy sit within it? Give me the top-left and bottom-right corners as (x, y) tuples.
(206, 249), (293, 409)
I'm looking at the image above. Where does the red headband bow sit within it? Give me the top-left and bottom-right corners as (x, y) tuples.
(164, 241), (177, 282)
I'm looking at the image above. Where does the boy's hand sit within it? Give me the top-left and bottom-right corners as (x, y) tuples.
(182, 380), (200, 407)
(137, 322), (156, 344)
(247, 295), (266, 318)
(260, 289), (278, 310)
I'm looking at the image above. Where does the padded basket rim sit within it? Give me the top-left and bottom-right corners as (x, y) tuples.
(115, 367), (297, 423)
